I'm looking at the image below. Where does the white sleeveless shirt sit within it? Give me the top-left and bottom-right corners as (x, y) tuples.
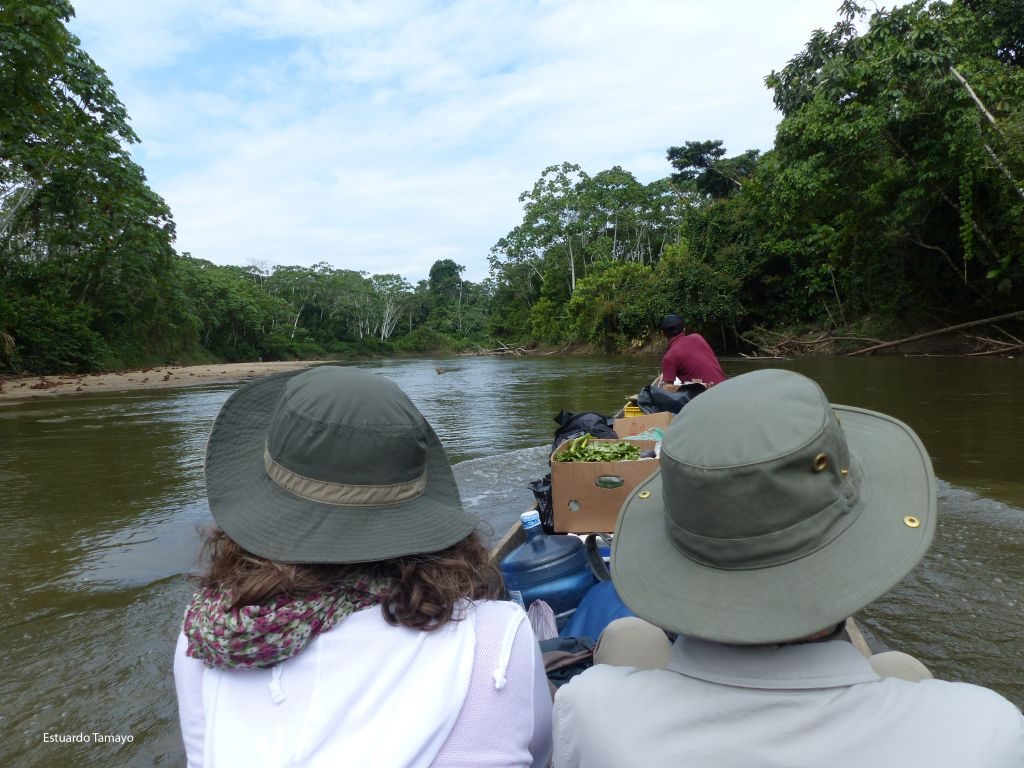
(175, 599), (551, 768)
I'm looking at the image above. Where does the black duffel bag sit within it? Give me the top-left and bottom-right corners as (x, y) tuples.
(551, 410), (617, 452)
(636, 382), (707, 414)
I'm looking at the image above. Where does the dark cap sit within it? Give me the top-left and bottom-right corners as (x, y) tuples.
(661, 314), (684, 336)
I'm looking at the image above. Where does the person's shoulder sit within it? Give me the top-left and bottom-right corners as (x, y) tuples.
(912, 677), (1019, 708)
(893, 678), (1024, 753)
(472, 598), (526, 618)
(470, 598), (528, 634)
(556, 662), (669, 705)
(913, 678), (1022, 720)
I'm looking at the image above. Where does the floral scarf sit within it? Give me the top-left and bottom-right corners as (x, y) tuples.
(182, 576), (394, 669)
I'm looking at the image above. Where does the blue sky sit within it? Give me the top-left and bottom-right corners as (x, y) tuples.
(69, 1), (863, 283)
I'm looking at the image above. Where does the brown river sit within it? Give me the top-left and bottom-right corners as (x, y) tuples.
(1, 355), (1022, 766)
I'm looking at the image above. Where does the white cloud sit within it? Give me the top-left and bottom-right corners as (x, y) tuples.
(69, 1), (865, 282)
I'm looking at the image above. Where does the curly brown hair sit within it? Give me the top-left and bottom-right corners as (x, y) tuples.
(197, 527), (504, 631)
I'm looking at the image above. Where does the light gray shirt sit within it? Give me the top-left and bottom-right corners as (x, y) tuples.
(554, 635), (1024, 767)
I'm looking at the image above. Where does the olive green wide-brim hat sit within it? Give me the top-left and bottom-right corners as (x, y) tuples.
(204, 366), (480, 564)
(611, 369), (936, 645)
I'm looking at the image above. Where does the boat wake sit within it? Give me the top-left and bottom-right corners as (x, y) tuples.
(454, 446), (550, 546)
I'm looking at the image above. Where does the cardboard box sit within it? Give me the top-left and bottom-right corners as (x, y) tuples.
(550, 439), (659, 533)
(613, 411), (674, 437)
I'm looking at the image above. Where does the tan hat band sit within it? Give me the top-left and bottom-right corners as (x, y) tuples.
(665, 477), (860, 570)
(264, 446), (427, 507)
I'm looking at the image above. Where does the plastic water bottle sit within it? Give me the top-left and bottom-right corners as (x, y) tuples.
(500, 510), (597, 627)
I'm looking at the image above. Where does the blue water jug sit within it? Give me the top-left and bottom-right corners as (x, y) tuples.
(501, 511), (597, 626)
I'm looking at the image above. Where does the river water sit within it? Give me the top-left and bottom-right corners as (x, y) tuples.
(1, 355), (1022, 766)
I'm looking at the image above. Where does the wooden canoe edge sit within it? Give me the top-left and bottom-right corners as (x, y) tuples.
(488, 520), (525, 565)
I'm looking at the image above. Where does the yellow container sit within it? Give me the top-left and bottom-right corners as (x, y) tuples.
(623, 403), (643, 418)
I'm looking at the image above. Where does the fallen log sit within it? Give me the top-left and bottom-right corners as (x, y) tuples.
(847, 310), (1024, 356)
(966, 344), (1024, 357)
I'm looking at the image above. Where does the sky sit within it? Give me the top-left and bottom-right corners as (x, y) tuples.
(69, 1), (857, 284)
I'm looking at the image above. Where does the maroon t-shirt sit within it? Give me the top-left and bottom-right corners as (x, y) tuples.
(661, 332), (726, 386)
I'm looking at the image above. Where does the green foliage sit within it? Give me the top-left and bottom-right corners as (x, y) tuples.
(553, 435), (642, 463)
(654, 244), (743, 331)
(528, 297), (565, 345)
(420, 260), (489, 339)
(667, 141), (760, 198)
(390, 326), (455, 353)
(7, 0), (1024, 372)
(1, 0), (181, 372)
(370, 273), (413, 341)
(0, 4), (498, 373)
(565, 261), (667, 349)
(488, 162), (688, 345)
(960, 170), (975, 268)
(8, 292), (110, 372)
(962, 0), (1024, 68)
(486, 268), (537, 342)
(171, 257), (294, 361)
(759, 0), (1024, 321)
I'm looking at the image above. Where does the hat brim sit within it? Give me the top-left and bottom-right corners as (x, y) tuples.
(204, 369), (481, 563)
(611, 404), (936, 644)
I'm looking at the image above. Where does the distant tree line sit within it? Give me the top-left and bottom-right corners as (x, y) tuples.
(3, 0), (1022, 374)
(0, 1), (493, 373)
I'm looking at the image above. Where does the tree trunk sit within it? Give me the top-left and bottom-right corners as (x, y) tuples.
(457, 280), (463, 334)
(566, 236), (576, 293)
(949, 66), (1024, 203)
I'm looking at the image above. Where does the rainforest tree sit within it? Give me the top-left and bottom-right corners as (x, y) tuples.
(759, 0), (1024, 326)
(1, 0), (183, 371)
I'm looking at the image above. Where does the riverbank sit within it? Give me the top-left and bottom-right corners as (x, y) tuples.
(0, 360), (326, 404)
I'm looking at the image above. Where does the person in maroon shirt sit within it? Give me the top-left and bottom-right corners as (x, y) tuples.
(660, 314), (726, 387)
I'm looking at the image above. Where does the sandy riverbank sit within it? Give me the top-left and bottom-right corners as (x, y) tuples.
(0, 360), (327, 403)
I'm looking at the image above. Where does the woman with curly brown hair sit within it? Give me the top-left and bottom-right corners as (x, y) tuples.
(173, 366), (552, 767)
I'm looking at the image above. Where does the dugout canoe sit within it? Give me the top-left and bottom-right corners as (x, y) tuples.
(489, 371), (873, 657)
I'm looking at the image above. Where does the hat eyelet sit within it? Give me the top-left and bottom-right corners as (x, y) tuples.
(812, 453), (828, 472)
(638, 490), (651, 499)
(903, 516), (921, 529)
